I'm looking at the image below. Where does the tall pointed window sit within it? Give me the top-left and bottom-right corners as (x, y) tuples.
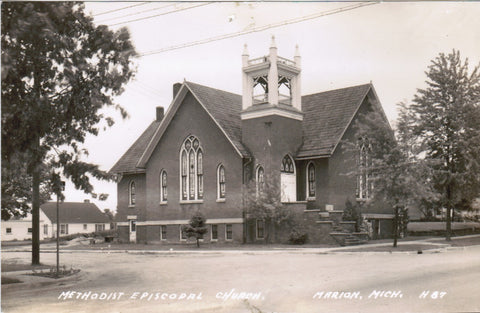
(217, 164), (226, 200)
(307, 162), (316, 199)
(129, 181), (136, 206)
(357, 138), (373, 200)
(180, 136), (204, 201)
(256, 166), (265, 194)
(160, 170), (167, 203)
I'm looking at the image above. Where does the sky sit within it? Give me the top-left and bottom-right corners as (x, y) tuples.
(62, 1), (480, 213)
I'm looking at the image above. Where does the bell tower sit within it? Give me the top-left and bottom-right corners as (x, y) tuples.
(241, 37), (303, 185)
(241, 36), (302, 118)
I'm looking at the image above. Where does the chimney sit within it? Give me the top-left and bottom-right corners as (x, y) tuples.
(84, 199), (90, 203)
(156, 106), (164, 121)
(173, 82), (182, 98)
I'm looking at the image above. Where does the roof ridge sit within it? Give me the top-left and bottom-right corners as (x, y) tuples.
(302, 83), (371, 98)
(184, 81), (241, 98)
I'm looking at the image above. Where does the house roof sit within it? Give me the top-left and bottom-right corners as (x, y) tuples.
(40, 202), (109, 224)
(110, 81), (377, 173)
(297, 83), (372, 158)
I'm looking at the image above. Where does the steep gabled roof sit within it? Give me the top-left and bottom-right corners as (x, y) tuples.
(185, 82), (250, 157)
(41, 202), (109, 224)
(110, 81), (383, 173)
(296, 84), (372, 158)
(110, 120), (161, 174)
(111, 81), (250, 174)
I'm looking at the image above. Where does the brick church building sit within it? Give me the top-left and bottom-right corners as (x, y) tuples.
(111, 38), (394, 245)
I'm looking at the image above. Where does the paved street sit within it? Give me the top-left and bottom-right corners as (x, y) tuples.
(2, 246), (480, 313)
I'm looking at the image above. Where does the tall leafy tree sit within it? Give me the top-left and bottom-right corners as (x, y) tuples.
(410, 50), (480, 240)
(1, 2), (136, 264)
(351, 105), (435, 247)
(244, 175), (294, 243)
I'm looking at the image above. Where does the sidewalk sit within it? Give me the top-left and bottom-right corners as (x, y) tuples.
(4, 234), (480, 255)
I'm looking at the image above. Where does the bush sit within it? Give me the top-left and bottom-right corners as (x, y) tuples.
(342, 199), (363, 232)
(288, 229), (308, 245)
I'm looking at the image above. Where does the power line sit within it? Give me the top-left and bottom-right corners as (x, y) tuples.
(96, 3), (177, 23)
(139, 2), (378, 57)
(106, 3), (212, 27)
(93, 2), (149, 17)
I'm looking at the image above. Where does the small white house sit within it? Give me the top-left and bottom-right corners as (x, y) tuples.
(1, 201), (111, 241)
(1, 210), (51, 241)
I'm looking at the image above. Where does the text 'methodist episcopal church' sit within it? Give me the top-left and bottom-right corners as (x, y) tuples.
(111, 37), (394, 245)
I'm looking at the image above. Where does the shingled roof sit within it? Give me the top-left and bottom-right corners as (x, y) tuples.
(110, 120), (161, 174)
(110, 81), (375, 173)
(41, 202), (109, 224)
(297, 83), (372, 158)
(185, 82), (250, 157)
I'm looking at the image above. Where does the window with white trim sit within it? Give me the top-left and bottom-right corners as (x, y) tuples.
(307, 162), (316, 199)
(129, 181), (136, 206)
(180, 136), (203, 201)
(256, 166), (265, 194)
(6, 228), (12, 234)
(160, 170), (167, 203)
(217, 164), (226, 200)
(356, 138), (373, 200)
(44, 224), (49, 235)
(95, 224), (105, 232)
(60, 224), (69, 235)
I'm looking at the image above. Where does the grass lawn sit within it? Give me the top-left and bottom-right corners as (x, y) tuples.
(1, 276), (22, 285)
(336, 243), (443, 253)
(1, 262), (51, 272)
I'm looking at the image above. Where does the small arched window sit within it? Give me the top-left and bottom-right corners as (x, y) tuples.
(217, 164), (226, 200)
(180, 135), (204, 201)
(307, 162), (316, 199)
(129, 181), (136, 206)
(160, 170), (167, 203)
(256, 166), (265, 194)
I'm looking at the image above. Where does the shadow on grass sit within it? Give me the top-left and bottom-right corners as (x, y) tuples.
(1, 276), (22, 285)
(1, 262), (50, 272)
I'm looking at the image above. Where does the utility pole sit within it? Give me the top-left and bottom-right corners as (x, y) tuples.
(56, 181), (65, 277)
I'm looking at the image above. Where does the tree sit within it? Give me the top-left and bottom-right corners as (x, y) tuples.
(182, 212), (208, 248)
(410, 50), (480, 241)
(350, 106), (435, 247)
(1, 3), (136, 264)
(1, 152), (51, 220)
(244, 175), (294, 243)
(342, 199), (362, 232)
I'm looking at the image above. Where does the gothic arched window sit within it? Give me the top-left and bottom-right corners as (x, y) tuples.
(307, 162), (316, 199)
(160, 170), (167, 203)
(180, 136), (204, 201)
(129, 181), (136, 206)
(217, 164), (226, 200)
(281, 155), (295, 174)
(256, 166), (265, 194)
(357, 138), (373, 200)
